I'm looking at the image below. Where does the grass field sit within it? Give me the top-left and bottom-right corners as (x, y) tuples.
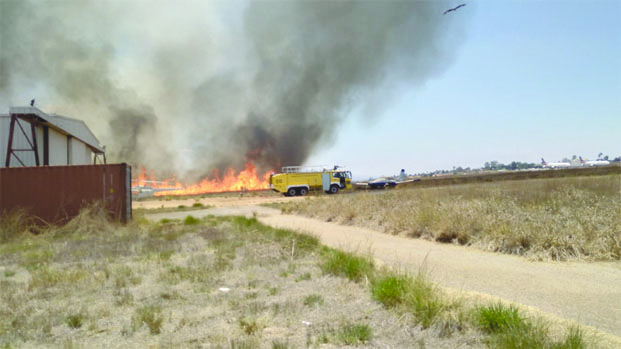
(0, 207), (595, 347)
(398, 165), (621, 190)
(0, 208), (473, 347)
(283, 174), (621, 261)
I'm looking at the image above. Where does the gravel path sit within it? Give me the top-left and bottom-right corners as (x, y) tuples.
(145, 204), (621, 342)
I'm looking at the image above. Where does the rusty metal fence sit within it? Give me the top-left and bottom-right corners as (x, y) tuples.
(0, 164), (131, 224)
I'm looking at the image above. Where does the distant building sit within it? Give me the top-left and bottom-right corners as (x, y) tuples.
(1, 106), (105, 167)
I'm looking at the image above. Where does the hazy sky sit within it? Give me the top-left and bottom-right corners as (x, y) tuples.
(307, 1), (621, 178)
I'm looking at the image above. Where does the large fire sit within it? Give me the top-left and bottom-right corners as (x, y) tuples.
(132, 161), (272, 196)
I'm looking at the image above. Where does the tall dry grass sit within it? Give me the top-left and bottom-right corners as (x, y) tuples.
(283, 175), (621, 261)
(0, 205), (601, 347)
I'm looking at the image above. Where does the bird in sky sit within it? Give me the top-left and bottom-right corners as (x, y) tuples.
(30, 99), (35, 106)
(443, 3), (466, 15)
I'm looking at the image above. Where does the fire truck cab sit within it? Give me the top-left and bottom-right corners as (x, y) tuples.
(269, 166), (352, 196)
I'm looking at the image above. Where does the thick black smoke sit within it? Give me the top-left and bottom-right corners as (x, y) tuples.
(0, 0), (466, 180)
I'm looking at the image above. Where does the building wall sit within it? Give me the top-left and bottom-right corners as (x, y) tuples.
(1, 116), (95, 167)
(0, 116), (9, 166)
(48, 129), (68, 166)
(69, 137), (92, 165)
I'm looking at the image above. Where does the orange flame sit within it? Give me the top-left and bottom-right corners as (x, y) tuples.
(132, 161), (272, 196)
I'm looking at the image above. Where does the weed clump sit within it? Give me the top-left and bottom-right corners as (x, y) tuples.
(65, 313), (85, 329)
(320, 248), (373, 282)
(336, 323), (372, 345)
(239, 317), (261, 335)
(295, 272), (311, 282)
(0, 210), (33, 243)
(132, 305), (163, 334)
(303, 294), (324, 307)
(562, 326), (586, 349)
(378, 270), (449, 329)
(184, 215), (200, 225)
(477, 303), (524, 334)
(371, 274), (409, 308)
(476, 303), (587, 348)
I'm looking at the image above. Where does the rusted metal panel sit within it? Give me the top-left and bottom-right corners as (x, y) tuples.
(0, 164), (132, 224)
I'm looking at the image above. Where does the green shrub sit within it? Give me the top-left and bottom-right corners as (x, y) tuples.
(477, 303), (566, 348)
(184, 215), (199, 225)
(192, 202), (203, 208)
(320, 249), (373, 282)
(477, 303), (524, 334)
(371, 274), (409, 308)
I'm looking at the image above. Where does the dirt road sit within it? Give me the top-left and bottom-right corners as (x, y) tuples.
(133, 193), (305, 210)
(145, 203), (621, 341)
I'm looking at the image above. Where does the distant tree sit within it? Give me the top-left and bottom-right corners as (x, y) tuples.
(572, 155), (577, 160)
(598, 152), (604, 160)
(613, 157), (621, 162)
(604, 155), (609, 161)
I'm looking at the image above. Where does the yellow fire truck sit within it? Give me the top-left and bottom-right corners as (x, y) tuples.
(269, 166), (352, 196)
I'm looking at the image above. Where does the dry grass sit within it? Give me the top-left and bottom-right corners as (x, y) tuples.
(283, 175), (621, 261)
(0, 206), (487, 348)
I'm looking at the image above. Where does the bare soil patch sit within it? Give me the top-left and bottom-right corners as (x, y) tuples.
(133, 191), (304, 210)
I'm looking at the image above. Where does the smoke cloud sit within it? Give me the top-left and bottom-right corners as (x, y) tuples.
(0, 0), (466, 180)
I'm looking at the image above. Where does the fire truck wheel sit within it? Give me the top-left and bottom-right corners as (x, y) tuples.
(329, 185), (339, 194)
(299, 188), (308, 196)
(287, 188), (298, 197)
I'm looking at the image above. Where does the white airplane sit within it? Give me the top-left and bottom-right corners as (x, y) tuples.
(131, 180), (181, 199)
(541, 158), (571, 168)
(357, 169), (421, 189)
(579, 156), (610, 167)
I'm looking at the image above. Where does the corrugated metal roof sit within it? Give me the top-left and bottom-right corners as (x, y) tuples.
(8, 106), (104, 153)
